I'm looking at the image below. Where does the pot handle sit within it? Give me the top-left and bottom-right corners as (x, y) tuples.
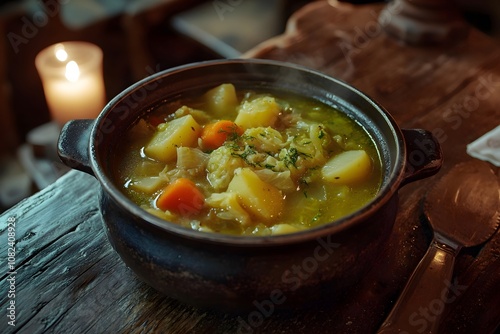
(57, 119), (95, 176)
(401, 129), (443, 187)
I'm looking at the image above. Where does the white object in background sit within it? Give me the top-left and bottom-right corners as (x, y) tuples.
(56, 0), (166, 29)
(35, 41), (106, 125)
(172, 0), (285, 58)
(466, 125), (500, 167)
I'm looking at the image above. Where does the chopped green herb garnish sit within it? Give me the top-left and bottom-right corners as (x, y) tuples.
(318, 127), (326, 139)
(284, 147), (299, 168)
(283, 147), (313, 168)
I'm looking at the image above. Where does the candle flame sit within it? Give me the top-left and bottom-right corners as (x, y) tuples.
(65, 61), (80, 82)
(54, 44), (68, 61)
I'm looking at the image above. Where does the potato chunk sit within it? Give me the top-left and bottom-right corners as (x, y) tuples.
(144, 115), (201, 163)
(204, 83), (238, 117)
(321, 150), (372, 184)
(227, 168), (283, 221)
(235, 96), (281, 129)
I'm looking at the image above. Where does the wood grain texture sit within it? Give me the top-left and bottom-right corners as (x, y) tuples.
(247, 2), (500, 333)
(1, 2), (499, 333)
(0, 171), (239, 334)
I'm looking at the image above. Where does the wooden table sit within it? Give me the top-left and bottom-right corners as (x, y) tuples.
(2, 2), (499, 333)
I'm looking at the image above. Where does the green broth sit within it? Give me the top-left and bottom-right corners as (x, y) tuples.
(114, 85), (382, 236)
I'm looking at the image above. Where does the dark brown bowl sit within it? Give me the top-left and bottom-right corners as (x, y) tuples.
(57, 59), (442, 312)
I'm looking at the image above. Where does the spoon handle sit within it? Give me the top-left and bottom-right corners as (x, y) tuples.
(377, 238), (460, 334)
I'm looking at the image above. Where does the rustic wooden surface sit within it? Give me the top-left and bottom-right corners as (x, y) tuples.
(2, 2), (500, 333)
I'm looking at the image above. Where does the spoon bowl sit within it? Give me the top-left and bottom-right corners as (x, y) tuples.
(378, 160), (500, 333)
(426, 161), (500, 248)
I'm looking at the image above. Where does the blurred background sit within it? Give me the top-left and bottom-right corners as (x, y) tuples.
(0, 0), (499, 212)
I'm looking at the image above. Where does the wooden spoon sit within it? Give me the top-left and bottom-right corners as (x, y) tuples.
(378, 160), (500, 334)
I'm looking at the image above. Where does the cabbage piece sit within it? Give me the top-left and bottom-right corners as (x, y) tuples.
(206, 146), (244, 191)
(128, 176), (165, 194)
(253, 169), (295, 191)
(242, 127), (284, 153)
(176, 147), (209, 172)
(205, 192), (250, 225)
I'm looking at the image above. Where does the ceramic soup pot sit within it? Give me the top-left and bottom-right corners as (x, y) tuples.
(58, 59), (442, 311)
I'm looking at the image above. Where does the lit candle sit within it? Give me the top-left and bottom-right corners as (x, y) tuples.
(35, 41), (106, 125)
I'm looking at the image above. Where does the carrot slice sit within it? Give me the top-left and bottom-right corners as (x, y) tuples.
(201, 120), (243, 150)
(156, 178), (205, 215)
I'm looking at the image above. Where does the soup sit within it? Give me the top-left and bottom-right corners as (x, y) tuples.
(115, 84), (382, 236)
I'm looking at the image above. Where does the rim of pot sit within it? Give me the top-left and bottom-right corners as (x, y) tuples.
(90, 59), (406, 247)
